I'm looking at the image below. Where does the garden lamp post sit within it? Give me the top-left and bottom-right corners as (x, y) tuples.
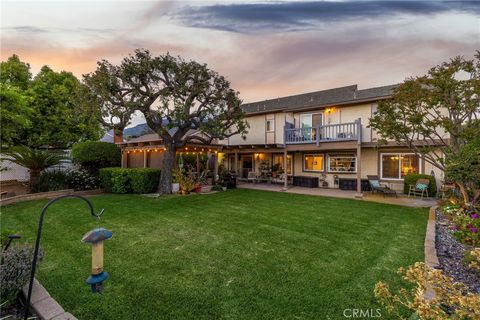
(82, 228), (113, 292)
(24, 194), (106, 320)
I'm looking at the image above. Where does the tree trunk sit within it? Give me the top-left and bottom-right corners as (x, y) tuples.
(456, 181), (470, 207)
(29, 169), (40, 192)
(158, 143), (176, 194)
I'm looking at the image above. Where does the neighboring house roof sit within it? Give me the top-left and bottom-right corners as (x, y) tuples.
(241, 84), (397, 115)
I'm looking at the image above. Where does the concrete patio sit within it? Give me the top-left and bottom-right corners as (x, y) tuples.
(237, 182), (437, 208)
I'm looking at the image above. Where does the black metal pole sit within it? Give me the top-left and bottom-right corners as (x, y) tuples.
(24, 194), (104, 320)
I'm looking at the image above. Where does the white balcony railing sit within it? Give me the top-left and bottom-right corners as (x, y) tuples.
(284, 119), (361, 145)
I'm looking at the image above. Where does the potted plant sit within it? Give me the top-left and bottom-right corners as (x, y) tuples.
(172, 168), (182, 193)
(271, 163), (281, 178)
(179, 173), (196, 195)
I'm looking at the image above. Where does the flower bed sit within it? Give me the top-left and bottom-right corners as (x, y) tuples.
(436, 209), (480, 294)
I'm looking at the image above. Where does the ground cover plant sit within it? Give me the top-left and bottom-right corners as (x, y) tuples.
(1, 189), (428, 319)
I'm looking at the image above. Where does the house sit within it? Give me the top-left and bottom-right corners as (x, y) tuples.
(118, 84), (444, 195)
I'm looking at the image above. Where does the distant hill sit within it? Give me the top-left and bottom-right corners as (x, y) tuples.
(99, 123), (153, 143)
(124, 123), (153, 138)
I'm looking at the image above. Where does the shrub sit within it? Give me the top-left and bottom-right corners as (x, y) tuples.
(99, 168), (160, 194)
(403, 173), (437, 197)
(71, 141), (121, 174)
(32, 170), (68, 193)
(374, 262), (480, 319)
(66, 169), (99, 191)
(1, 245), (43, 303)
(129, 168), (161, 194)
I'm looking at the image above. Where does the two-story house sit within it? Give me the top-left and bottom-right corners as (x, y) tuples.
(118, 84), (444, 196)
(221, 84), (443, 194)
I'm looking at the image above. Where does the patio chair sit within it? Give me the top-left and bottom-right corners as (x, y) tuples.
(271, 173), (286, 184)
(408, 178), (430, 200)
(367, 175), (397, 197)
(246, 171), (259, 183)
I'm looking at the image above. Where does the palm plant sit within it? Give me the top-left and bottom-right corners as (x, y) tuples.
(2, 146), (65, 191)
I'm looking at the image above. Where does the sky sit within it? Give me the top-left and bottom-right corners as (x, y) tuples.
(1, 0), (479, 123)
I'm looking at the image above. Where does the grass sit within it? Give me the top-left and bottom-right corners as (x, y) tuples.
(1, 189), (428, 319)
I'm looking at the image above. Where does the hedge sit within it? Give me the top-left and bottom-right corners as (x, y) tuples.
(71, 141), (121, 173)
(99, 168), (161, 194)
(403, 173), (437, 197)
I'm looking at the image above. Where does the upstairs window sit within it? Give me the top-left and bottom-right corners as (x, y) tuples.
(266, 119), (275, 132)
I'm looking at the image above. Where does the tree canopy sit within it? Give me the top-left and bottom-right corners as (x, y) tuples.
(369, 52), (480, 205)
(84, 49), (248, 193)
(0, 55), (102, 148)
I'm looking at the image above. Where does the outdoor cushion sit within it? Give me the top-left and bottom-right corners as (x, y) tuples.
(370, 180), (381, 188)
(416, 183), (428, 191)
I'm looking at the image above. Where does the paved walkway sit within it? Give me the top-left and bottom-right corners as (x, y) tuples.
(237, 183), (437, 208)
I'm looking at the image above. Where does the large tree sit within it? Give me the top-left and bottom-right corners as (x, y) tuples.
(0, 55), (102, 148)
(369, 52), (480, 205)
(84, 49), (248, 193)
(0, 55), (33, 146)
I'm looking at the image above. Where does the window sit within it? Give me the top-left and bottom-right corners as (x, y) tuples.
(300, 113), (322, 128)
(266, 119), (275, 132)
(303, 154), (324, 172)
(327, 153), (356, 172)
(381, 153), (420, 179)
(273, 154), (292, 174)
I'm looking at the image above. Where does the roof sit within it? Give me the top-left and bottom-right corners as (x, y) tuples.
(241, 84), (397, 115)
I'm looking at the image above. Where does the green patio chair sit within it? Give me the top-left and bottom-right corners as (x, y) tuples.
(408, 178), (430, 200)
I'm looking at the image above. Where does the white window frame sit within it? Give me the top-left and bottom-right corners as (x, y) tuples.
(299, 112), (323, 128)
(327, 153), (357, 173)
(380, 152), (421, 180)
(303, 153), (324, 172)
(266, 119), (275, 132)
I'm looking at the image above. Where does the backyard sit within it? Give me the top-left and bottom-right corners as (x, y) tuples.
(1, 189), (428, 319)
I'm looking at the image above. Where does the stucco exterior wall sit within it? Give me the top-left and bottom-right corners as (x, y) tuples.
(228, 114), (266, 145)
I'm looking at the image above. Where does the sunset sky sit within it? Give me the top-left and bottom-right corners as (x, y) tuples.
(2, 0), (479, 107)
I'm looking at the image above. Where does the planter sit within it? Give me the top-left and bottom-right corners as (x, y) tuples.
(172, 183), (180, 193)
(201, 185), (212, 193)
(222, 186), (227, 191)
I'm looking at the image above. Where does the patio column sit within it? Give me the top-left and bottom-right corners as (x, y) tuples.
(234, 150), (238, 175)
(355, 118), (363, 198)
(143, 150), (147, 168)
(282, 149), (288, 191)
(196, 153), (200, 174)
(213, 152), (218, 183)
(121, 150), (128, 168)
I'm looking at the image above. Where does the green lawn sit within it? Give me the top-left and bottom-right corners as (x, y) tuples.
(1, 189), (428, 319)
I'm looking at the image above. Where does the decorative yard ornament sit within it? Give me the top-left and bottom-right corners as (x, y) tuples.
(82, 228), (113, 293)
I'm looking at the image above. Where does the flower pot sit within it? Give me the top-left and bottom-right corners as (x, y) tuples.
(222, 186), (227, 191)
(172, 183), (180, 193)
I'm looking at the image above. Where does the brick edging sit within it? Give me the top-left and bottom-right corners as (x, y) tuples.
(22, 278), (77, 320)
(0, 189), (104, 207)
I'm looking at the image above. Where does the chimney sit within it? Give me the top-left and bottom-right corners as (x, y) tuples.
(113, 129), (123, 144)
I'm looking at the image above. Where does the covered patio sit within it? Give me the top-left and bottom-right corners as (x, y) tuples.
(237, 182), (437, 208)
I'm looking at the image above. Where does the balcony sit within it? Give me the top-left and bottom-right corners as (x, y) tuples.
(284, 120), (361, 145)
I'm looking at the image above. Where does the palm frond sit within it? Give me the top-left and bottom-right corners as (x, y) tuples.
(1, 146), (65, 171)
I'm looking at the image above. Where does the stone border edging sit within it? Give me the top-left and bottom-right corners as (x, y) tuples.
(424, 205), (439, 300)
(22, 278), (77, 320)
(425, 205), (440, 268)
(0, 189), (104, 206)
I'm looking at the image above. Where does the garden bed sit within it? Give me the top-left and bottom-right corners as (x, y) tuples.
(436, 209), (480, 294)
